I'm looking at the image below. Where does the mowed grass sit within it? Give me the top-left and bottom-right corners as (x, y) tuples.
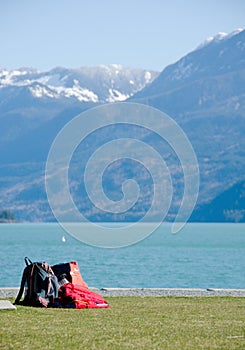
(0, 297), (245, 350)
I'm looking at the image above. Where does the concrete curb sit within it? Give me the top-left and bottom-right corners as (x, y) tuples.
(99, 288), (245, 297)
(1, 287), (245, 298)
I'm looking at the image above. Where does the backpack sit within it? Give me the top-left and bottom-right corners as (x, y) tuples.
(15, 257), (59, 307)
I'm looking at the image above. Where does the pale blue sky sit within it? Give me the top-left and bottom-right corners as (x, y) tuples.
(1, 0), (244, 71)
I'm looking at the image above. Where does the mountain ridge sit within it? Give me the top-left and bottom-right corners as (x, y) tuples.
(131, 29), (244, 101)
(0, 65), (158, 103)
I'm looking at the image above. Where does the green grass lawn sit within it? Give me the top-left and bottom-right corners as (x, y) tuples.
(0, 297), (244, 350)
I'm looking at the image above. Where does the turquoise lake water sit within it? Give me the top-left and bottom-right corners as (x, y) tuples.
(0, 223), (244, 289)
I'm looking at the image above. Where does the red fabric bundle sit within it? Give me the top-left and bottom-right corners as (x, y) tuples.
(56, 283), (109, 309)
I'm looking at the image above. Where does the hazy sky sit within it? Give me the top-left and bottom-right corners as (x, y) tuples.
(1, 0), (244, 72)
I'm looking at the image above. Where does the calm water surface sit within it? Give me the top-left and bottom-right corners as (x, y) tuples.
(0, 223), (244, 289)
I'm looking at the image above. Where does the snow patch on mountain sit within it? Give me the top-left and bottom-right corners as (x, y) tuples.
(107, 88), (129, 102)
(29, 84), (57, 99)
(29, 81), (99, 102)
(55, 82), (99, 102)
(144, 71), (152, 83)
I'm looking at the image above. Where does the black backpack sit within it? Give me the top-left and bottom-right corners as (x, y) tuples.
(15, 257), (59, 307)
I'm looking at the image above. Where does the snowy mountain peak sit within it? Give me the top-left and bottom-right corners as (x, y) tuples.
(170, 28), (245, 82)
(0, 65), (159, 103)
(131, 27), (245, 100)
(196, 28), (244, 50)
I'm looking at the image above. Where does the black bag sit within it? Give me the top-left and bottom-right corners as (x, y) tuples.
(15, 257), (59, 307)
(52, 261), (88, 288)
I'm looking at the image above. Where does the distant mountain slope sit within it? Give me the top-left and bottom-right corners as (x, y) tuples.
(130, 28), (245, 209)
(190, 180), (245, 222)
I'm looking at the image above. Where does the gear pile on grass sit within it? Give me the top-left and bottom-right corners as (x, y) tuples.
(14, 257), (109, 309)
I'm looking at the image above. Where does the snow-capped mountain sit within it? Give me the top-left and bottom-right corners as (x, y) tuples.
(0, 65), (158, 103)
(132, 28), (245, 98)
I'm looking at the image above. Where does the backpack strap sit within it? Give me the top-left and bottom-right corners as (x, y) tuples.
(25, 257), (33, 266)
(15, 257), (33, 304)
(14, 266), (28, 304)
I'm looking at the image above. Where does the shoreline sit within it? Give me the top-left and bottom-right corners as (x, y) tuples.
(1, 287), (245, 298)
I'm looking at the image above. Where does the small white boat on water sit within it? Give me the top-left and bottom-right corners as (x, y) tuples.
(61, 235), (66, 242)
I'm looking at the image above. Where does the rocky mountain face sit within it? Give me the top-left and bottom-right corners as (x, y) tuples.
(0, 29), (244, 222)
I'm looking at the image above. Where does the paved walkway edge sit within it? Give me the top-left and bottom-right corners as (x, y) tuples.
(1, 287), (245, 298)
